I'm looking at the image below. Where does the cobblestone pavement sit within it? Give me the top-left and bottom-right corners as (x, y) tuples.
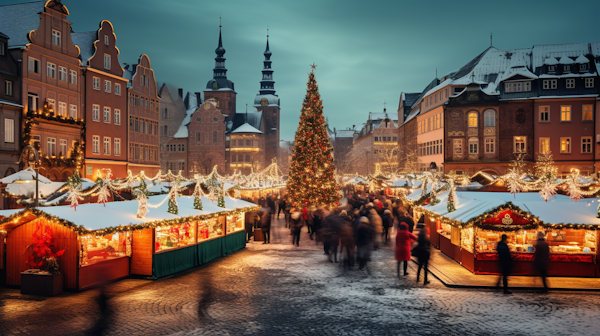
(1, 217), (600, 335)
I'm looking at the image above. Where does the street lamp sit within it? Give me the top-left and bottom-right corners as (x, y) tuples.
(22, 145), (40, 208)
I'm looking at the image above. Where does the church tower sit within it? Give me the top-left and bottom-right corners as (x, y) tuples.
(254, 32), (280, 164)
(204, 24), (236, 122)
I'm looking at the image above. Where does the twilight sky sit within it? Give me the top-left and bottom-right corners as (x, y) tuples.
(17, 0), (600, 140)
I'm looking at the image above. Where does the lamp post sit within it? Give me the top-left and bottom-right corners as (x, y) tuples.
(22, 145), (40, 208)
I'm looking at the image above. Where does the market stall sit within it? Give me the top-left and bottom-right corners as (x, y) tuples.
(414, 191), (600, 277)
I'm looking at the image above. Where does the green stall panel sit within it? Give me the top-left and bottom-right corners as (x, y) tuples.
(198, 237), (224, 264)
(152, 245), (199, 279)
(223, 231), (247, 254)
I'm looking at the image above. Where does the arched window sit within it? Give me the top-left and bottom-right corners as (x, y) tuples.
(484, 109), (496, 127)
(468, 112), (478, 127)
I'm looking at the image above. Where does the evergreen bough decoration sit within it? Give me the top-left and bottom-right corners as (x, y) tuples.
(286, 66), (339, 207)
(167, 179), (179, 215)
(192, 178), (203, 210)
(218, 186), (225, 208)
(447, 188), (456, 213)
(134, 178), (151, 218)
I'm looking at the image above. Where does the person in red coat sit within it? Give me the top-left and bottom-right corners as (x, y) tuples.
(396, 222), (417, 277)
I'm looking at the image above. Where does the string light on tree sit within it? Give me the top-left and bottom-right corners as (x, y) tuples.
(134, 177), (151, 218)
(167, 179), (180, 215)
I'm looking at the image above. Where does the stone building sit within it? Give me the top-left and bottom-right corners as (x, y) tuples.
(350, 111), (398, 175)
(72, 21), (129, 180)
(0, 0), (84, 181)
(158, 84), (189, 172)
(0, 31), (21, 177)
(123, 54), (160, 176)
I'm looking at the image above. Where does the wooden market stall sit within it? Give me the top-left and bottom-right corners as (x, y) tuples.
(0, 195), (259, 290)
(413, 191), (600, 277)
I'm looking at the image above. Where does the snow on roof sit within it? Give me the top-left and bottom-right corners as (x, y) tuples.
(0, 195), (258, 232)
(253, 94), (280, 107)
(173, 93), (199, 138)
(576, 54), (589, 64)
(559, 56), (575, 65)
(402, 108), (420, 125)
(498, 66), (538, 82)
(418, 191), (600, 226)
(71, 31), (97, 66)
(231, 122), (262, 134)
(532, 43), (589, 69)
(2, 167), (52, 184)
(0, 1), (45, 48)
(544, 57), (558, 65)
(335, 130), (356, 138)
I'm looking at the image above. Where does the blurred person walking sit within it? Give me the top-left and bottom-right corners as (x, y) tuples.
(496, 234), (513, 294)
(356, 216), (373, 272)
(534, 231), (550, 292)
(414, 229), (431, 284)
(291, 210), (303, 246)
(381, 209), (393, 244)
(396, 223), (417, 277)
(277, 197), (287, 219)
(260, 207), (272, 244)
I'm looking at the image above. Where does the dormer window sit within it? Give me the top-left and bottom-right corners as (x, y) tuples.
(548, 65), (556, 73)
(580, 63), (588, 72)
(564, 65), (571, 73)
(505, 81), (531, 93)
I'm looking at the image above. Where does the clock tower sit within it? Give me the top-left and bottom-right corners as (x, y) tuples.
(204, 24), (236, 122)
(254, 33), (280, 164)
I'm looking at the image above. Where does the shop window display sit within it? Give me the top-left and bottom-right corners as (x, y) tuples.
(438, 223), (452, 239)
(226, 214), (245, 234)
(461, 227), (474, 253)
(475, 229), (596, 254)
(198, 217), (225, 242)
(80, 232), (131, 266)
(155, 222), (196, 252)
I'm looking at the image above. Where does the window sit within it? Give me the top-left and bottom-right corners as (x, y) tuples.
(4, 118), (14, 143)
(58, 102), (67, 116)
(484, 110), (495, 127)
(543, 79), (557, 90)
(46, 98), (55, 111)
(566, 79), (575, 89)
(140, 75), (144, 86)
(92, 136), (100, 154)
(245, 139), (251, 146)
(47, 137), (56, 156)
(484, 138), (495, 153)
(213, 131), (218, 144)
(539, 106), (549, 122)
(59, 139), (67, 156)
(28, 58), (40, 73)
(582, 137), (592, 154)
(104, 80), (111, 93)
(93, 77), (100, 90)
(468, 112), (478, 127)
(115, 83), (121, 95)
(70, 104), (77, 119)
(196, 132), (201, 144)
(580, 63), (588, 71)
(560, 137), (571, 154)
(560, 106), (571, 121)
(145, 77), (149, 87)
(51, 29), (61, 46)
(58, 66), (67, 81)
(548, 65), (556, 73)
(468, 138), (478, 154)
(583, 105), (593, 121)
(103, 107), (110, 123)
(104, 35), (109, 45)
(104, 54), (111, 70)
(585, 78), (594, 88)
(453, 139), (463, 155)
(0, 41), (4, 55)
(47, 63), (56, 78)
(505, 81), (531, 93)
(28, 93), (39, 111)
(114, 109), (121, 125)
(92, 105), (100, 121)
(4, 80), (12, 96)
(514, 136), (526, 153)
(232, 155), (237, 163)
(539, 138), (550, 154)
(103, 137), (110, 155)
(564, 65), (571, 73)
(69, 70), (77, 84)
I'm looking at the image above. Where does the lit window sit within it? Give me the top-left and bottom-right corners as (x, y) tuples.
(47, 137), (56, 156)
(46, 99), (55, 111)
(560, 137), (571, 154)
(59, 139), (67, 156)
(51, 30), (61, 47)
(468, 112), (478, 127)
(539, 106), (549, 122)
(566, 78), (575, 89)
(485, 137), (495, 154)
(583, 105), (593, 121)
(561, 106), (571, 121)
(539, 138), (550, 154)
(514, 136), (526, 153)
(58, 102), (67, 116)
(484, 110), (495, 127)
(582, 137), (592, 154)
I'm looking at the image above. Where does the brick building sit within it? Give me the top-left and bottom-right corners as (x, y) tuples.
(0, 0), (84, 181)
(158, 84), (189, 172)
(72, 21), (129, 180)
(123, 55), (160, 176)
(350, 111), (398, 175)
(0, 31), (22, 177)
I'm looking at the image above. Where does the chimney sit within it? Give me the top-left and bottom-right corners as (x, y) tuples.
(195, 92), (202, 104)
(178, 88), (183, 98)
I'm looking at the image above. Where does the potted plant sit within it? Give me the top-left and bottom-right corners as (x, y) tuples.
(21, 222), (66, 296)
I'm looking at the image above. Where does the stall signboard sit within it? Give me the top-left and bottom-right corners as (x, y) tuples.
(482, 210), (531, 225)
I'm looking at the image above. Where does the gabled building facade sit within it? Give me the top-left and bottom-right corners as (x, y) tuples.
(0, 31), (22, 178)
(158, 84), (189, 173)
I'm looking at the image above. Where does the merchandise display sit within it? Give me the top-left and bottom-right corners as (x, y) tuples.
(155, 222), (196, 252)
(461, 227), (474, 253)
(198, 217), (225, 242)
(80, 232), (131, 266)
(226, 214), (245, 234)
(438, 223), (452, 239)
(474, 228), (596, 254)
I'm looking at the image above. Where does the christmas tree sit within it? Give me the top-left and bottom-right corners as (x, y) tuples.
(287, 65), (339, 207)
(67, 171), (82, 211)
(134, 178), (151, 218)
(447, 188), (456, 212)
(167, 179), (179, 215)
(192, 179), (203, 210)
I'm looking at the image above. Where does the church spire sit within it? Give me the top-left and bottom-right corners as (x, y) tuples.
(206, 19), (234, 91)
(259, 30), (275, 95)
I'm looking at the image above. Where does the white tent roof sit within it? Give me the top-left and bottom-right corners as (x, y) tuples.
(1, 167), (52, 184)
(231, 122), (262, 134)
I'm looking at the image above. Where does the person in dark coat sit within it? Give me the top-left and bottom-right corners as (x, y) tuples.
(396, 223), (417, 277)
(497, 234), (512, 294)
(534, 231), (550, 292)
(260, 208), (272, 244)
(277, 198), (286, 219)
(381, 209), (393, 244)
(355, 217), (373, 271)
(267, 196), (275, 218)
(415, 229), (431, 284)
(291, 211), (303, 246)
(245, 212), (258, 242)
